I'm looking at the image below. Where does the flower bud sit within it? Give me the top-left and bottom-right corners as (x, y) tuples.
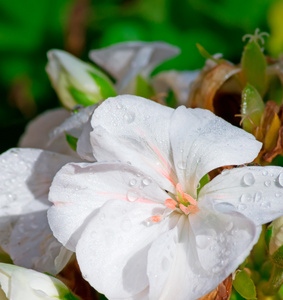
(46, 50), (116, 109)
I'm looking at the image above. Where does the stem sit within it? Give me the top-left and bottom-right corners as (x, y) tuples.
(262, 264), (283, 296)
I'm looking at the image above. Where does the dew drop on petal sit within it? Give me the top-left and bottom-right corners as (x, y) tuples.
(254, 191), (263, 202)
(142, 177), (151, 186)
(127, 190), (140, 202)
(264, 180), (271, 187)
(262, 170), (268, 176)
(261, 201), (271, 208)
(242, 173), (255, 186)
(195, 234), (213, 249)
(129, 179), (137, 186)
(124, 111), (135, 123)
(177, 161), (186, 170)
(276, 192), (282, 198)
(238, 204), (247, 210)
(278, 173), (283, 187)
(240, 193), (252, 203)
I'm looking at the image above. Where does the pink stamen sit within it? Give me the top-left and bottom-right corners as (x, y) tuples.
(187, 205), (199, 214)
(151, 215), (163, 223)
(183, 193), (198, 206)
(179, 204), (190, 214)
(165, 198), (177, 210)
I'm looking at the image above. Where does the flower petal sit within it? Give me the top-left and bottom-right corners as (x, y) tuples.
(147, 201), (260, 299)
(90, 95), (176, 192)
(199, 165), (283, 225)
(19, 108), (73, 156)
(0, 148), (76, 274)
(170, 106), (262, 197)
(89, 41), (180, 93)
(75, 200), (179, 299)
(48, 161), (169, 251)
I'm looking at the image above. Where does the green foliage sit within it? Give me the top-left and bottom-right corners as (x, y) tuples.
(65, 133), (78, 152)
(233, 269), (257, 299)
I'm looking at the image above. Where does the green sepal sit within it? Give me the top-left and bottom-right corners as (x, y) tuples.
(165, 89), (178, 108)
(241, 40), (267, 95)
(136, 74), (155, 98)
(197, 174), (209, 196)
(265, 225), (273, 252)
(271, 244), (283, 268)
(196, 43), (224, 64)
(65, 133), (78, 152)
(68, 86), (99, 107)
(59, 292), (80, 300)
(241, 84), (264, 133)
(233, 269), (257, 299)
(88, 71), (117, 99)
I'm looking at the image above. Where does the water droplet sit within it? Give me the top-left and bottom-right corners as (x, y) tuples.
(226, 222), (234, 232)
(196, 158), (201, 164)
(142, 177), (151, 186)
(196, 234), (213, 249)
(264, 180), (271, 187)
(129, 179), (137, 186)
(177, 161), (186, 170)
(242, 173), (255, 186)
(276, 192), (282, 198)
(278, 173), (283, 187)
(254, 191), (263, 202)
(262, 170), (268, 176)
(6, 194), (17, 201)
(124, 111), (135, 123)
(240, 193), (252, 203)
(121, 218), (132, 232)
(212, 265), (221, 274)
(116, 103), (122, 109)
(261, 201), (271, 208)
(161, 257), (170, 271)
(238, 204), (247, 210)
(221, 169), (230, 175)
(127, 190), (140, 202)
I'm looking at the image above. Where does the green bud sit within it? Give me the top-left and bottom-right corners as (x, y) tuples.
(233, 269), (257, 299)
(46, 50), (116, 109)
(241, 84), (264, 133)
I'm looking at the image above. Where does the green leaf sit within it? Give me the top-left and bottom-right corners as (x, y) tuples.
(272, 245), (283, 268)
(65, 133), (78, 152)
(265, 225), (273, 251)
(241, 40), (267, 95)
(233, 269), (257, 299)
(196, 43), (220, 64)
(88, 71), (117, 99)
(241, 84), (264, 133)
(136, 74), (155, 98)
(165, 89), (178, 108)
(197, 174), (209, 196)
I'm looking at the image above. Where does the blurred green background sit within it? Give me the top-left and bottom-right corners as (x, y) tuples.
(1, 0), (283, 153)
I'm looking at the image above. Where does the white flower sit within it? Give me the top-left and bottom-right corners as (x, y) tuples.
(89, 42), (180, 94)
(48, 95), (283, 299)
(0, 263), (78, 300)
(0, 106), (96, 274)
(46, 50), (116, 109)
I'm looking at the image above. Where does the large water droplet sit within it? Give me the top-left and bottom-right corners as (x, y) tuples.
(240, 193), (252, 203)
(195, 234), (213, 249)
(254, 191), (263, 202)
(177, 161), (186, 170)
(124, 111), (135, 123)
(127, 190), (140, 202)
(142, 177), (151, 186)
(242, 173), (255, 186)
(261, 201), (271, 208)
(278, 173), (283, 187)
(129, 179), (137, 186)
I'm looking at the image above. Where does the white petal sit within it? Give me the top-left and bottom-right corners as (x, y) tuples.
(200, 165), (283, 225)
(0, 148), (77, 274)
(170, 106), (262, 197)
(147, 203), (260, 300)
(152, 70), (199, 105)
(48, 161), (169, 251)
(90, 95), (176, 192)
(19, 108), (74, 156)
(76, 200), (179, 299)
(89, 42), (180, 93)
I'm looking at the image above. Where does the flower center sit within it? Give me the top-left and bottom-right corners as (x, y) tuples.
(149, 183), (199, 224)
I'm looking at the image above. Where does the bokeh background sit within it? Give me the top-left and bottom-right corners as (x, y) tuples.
(1, 0), (283, 153)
